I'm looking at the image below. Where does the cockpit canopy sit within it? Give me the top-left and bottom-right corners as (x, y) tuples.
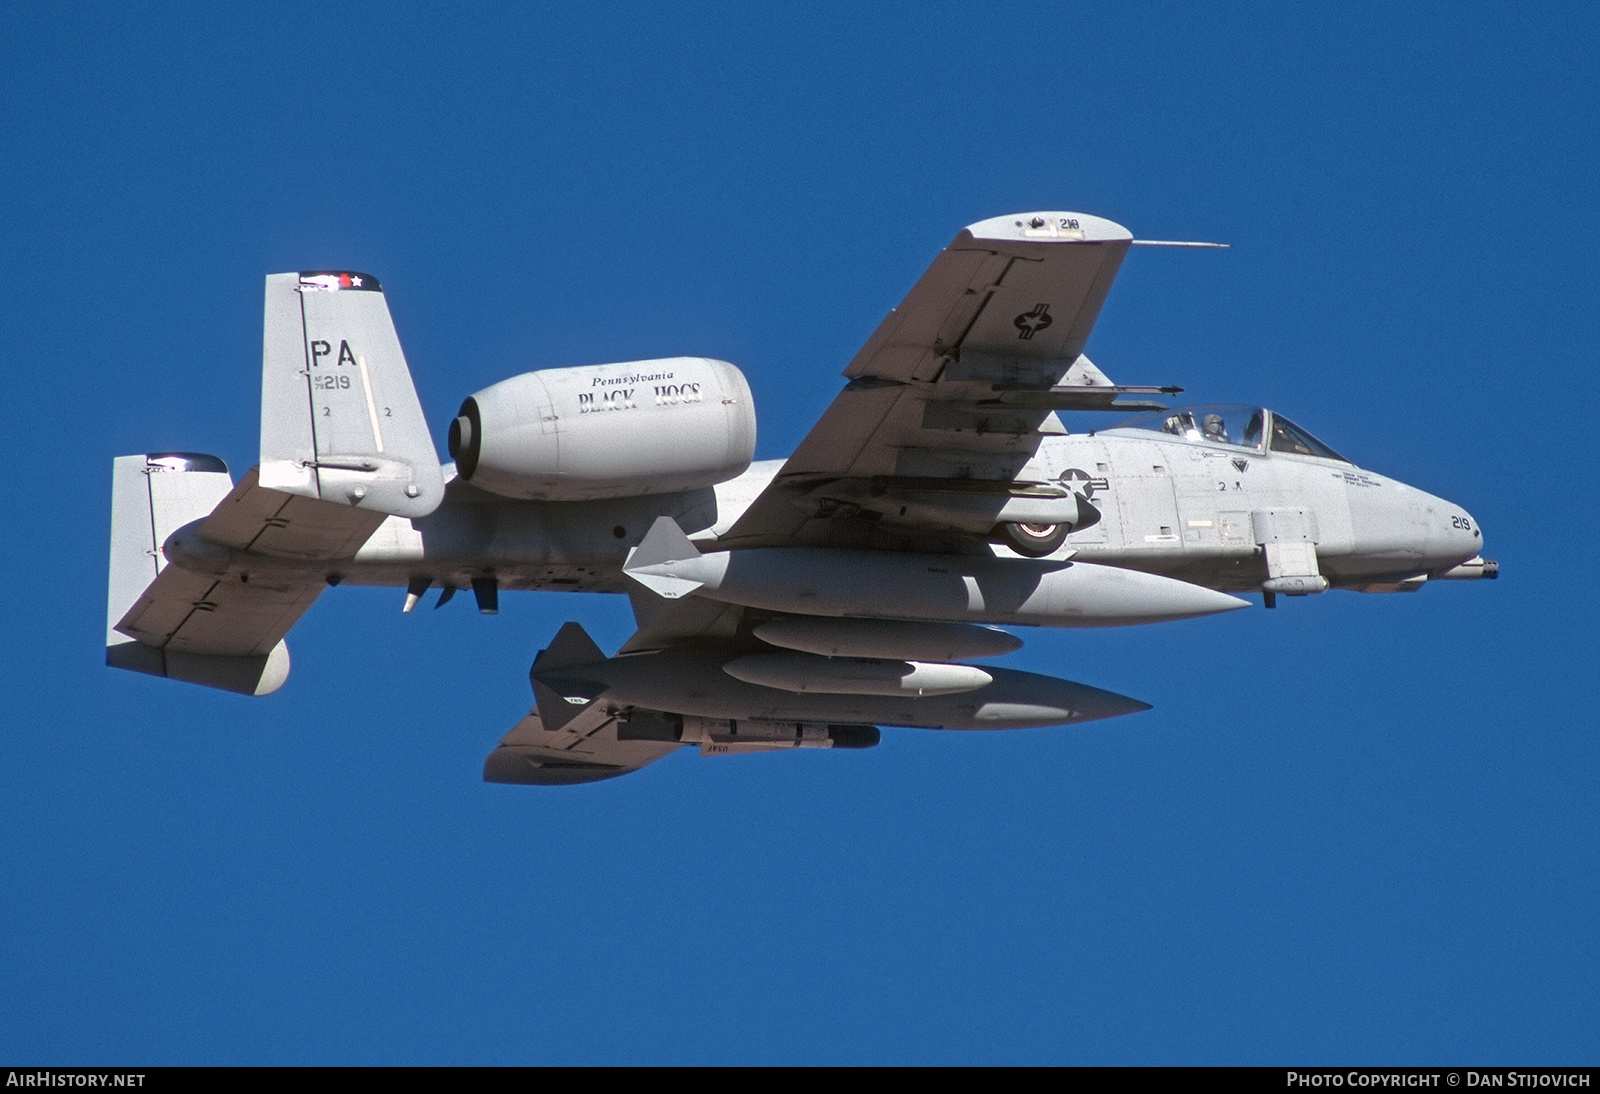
(1105, 404), (1349, 463)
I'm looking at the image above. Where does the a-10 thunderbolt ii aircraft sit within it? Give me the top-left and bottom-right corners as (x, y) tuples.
(106, 212), (1497, 784)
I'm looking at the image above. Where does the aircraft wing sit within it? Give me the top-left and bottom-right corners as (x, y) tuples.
(719, 212), (1134, 550)
(483, 624), (684, 784)
(482, 706), (681, 785)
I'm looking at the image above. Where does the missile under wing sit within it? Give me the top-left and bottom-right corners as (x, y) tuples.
(107, 211), (1486, 785)
(488, 214), (1241, 780)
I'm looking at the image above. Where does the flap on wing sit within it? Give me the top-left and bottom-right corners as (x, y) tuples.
(722, 212), (1134, 549)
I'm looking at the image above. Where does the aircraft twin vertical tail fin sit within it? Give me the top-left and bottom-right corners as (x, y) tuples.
(259, 271), (444, 520)
(106, 454), (294, 696)
(107, 270), (440, 697)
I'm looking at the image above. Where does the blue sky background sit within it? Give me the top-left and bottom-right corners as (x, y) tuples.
(2, 1), (1596, 1064)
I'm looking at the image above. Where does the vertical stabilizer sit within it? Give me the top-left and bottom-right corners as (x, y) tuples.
(107, 453), (234, 653)
(259, 272), (444, 519)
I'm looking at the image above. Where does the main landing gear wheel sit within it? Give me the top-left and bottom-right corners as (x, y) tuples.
(995, 521), (1069, 557)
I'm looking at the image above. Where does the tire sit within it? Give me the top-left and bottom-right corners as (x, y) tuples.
(995, 521), (1069, 557)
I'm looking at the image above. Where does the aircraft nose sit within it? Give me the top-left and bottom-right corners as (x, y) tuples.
(1429, 503), (1498, 581)
(1429, 498), (1485, 573)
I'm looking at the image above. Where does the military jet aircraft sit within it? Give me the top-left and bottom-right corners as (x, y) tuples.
(106, 212), (1496, 783)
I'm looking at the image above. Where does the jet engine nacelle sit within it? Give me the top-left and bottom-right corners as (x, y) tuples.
(449, 356), (757, 501)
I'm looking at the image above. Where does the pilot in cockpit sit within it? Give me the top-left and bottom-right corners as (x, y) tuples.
(1201, 413), (1229, 444)
(1162, 411), (1203, 441)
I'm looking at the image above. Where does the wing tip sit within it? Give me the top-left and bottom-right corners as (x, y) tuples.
(483, 746), (632, 785)
(963, 211), (1132, 244)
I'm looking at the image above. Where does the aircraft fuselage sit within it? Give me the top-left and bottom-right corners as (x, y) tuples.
(163, 418), (1485, 604)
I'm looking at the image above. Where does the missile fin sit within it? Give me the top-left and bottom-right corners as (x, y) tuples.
(623, 516), (706, 598)
(627, 516), (701, 567)
(533, 621), (606, 674)
(624, 571), (704, 599)
(528, 622), (613, 731)
(531, 678), (605, 732)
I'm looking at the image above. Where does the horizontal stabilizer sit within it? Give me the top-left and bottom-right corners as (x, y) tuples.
(107, 453), (299, 695)
(116, 562), (321, 660)
(259, 271), (444, 519)
(108, 639), (290, 697)
(200, 466), (386, 559)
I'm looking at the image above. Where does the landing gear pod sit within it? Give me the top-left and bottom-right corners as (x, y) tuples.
(995, 521), (1070, 557)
